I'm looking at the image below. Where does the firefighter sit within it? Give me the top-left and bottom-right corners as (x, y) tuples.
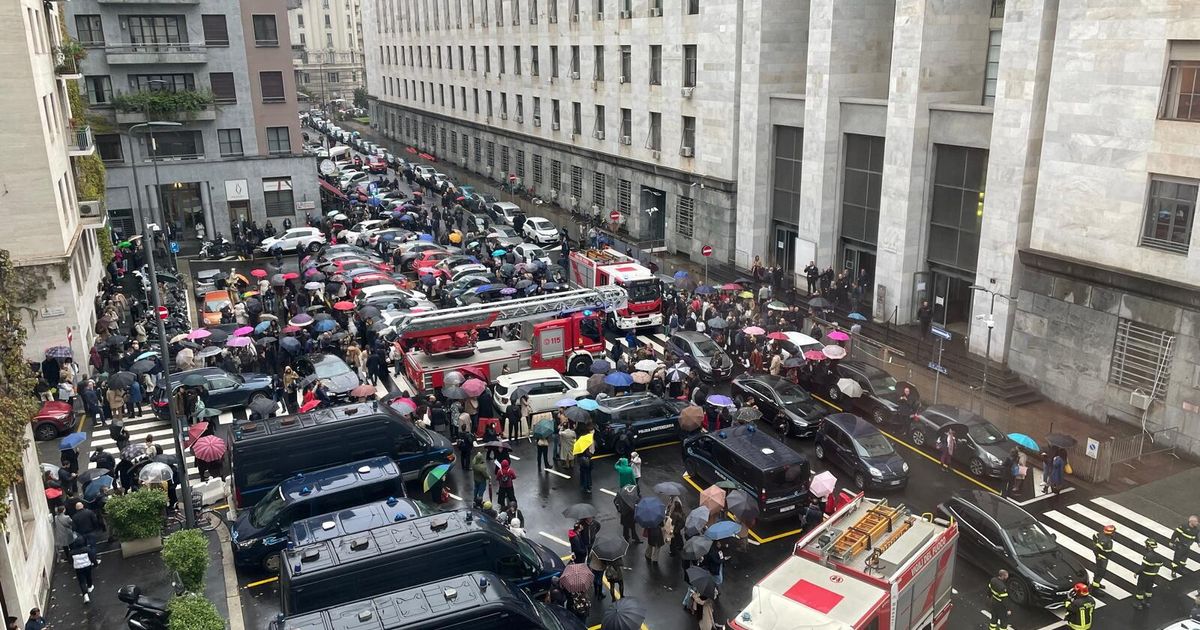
(1090, 524), (1115, 590)
(1064, 583), (1095, 630)
(1169, 514), (1198, 577)
(988, 569), (1011, 630)
(1134, 538), (1164, 609)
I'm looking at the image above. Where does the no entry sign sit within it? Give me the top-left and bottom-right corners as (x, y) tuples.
(701, 245), (713, 257)
(610, 210), (621, 222)
(157, 306), (169, 320)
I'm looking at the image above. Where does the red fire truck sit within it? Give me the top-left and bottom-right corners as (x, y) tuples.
(393, 285), (627, 392)
(730, 494), (958, 630)
(568, 248), (663, 330)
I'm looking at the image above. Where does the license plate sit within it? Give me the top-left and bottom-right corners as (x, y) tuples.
(778, 505), (795, 513)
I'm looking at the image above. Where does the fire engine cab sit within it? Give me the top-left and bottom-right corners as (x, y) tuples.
(730, 494), (958, 630)
(568, 248), (663, 330)
(392, 285), (627, 392)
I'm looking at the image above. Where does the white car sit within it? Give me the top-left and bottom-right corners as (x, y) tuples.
(258, 227), (326, 254)
(775, 331), (824, 359)
(412, 165), (436, 184)
(511, 243), (552, 268)
(522, 216), (560, 246)
(493, 369), (587, 415)
(342, 219), (388, 246)
(357, 285), (436, 311)
(490, 202), (524, 226)
(339, 171), (369, 189)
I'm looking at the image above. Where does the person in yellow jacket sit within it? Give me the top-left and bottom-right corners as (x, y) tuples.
(1090, 524), (1115, 590)
(1064, 583), (1095, 630)
(1134, 538), (1164, 609)
(988, 569), (1010, 630)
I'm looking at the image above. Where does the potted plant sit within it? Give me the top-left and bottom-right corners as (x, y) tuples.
(162, 529), (210, 592)
(106, 488), (168, 557)
(167, 593), (224, 630)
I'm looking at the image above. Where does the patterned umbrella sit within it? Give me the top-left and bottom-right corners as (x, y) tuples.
(45, 346), (73, 359)
(191, 435), (227, 462)
(558, 563), (593, 594)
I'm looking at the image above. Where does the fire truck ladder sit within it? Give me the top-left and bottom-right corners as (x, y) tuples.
(391, 285), (629, 338)
(829, 501), (908, 562)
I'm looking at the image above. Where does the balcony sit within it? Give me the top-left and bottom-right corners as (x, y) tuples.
(115, 109), (216, 124)
(54, 56), (82, 80)
(105, 43), (208, 65)
(67, 125), (95, 157)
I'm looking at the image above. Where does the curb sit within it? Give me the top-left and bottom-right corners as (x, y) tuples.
(217, 525), (246, 630)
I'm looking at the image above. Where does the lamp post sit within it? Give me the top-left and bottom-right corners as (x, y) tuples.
(969, 284), (1016, 413)
(129, 120), (196, 529)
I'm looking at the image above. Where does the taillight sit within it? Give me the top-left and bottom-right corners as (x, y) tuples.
(445, 453), (456, 463)
(759, 489), (767, 503)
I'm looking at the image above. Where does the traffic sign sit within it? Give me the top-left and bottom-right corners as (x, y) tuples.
(930, 325), (952, 341)
(609, 210), (621, 222)
(319, 159), (336, 175)
(701, 245), (713, 257)
(169, 241), (180, 254)
(1085, 438), (1100, 460)
(156, 306), (169, 320)
(368, 181), (378, 194)
(927, 361), (947, 375)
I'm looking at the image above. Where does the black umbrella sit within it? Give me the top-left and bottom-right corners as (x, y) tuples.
(562, 503), (598, 520)
(602, 597), (646, 630)
(1045, 433), (1078, 449)
(564, 406), (590, 424)
(680, 535), (713, 561)
(308, 271), (327, 282)
(734, 407), (763, 423)
(248, 396), (278, 417)
(725, 489), (759, 522)
(205, 329), (229, 344)
(255, 336), (277, 345)
(129, 359), (156, 375)
(808, 296), (832, 309)
(107, 371), (137, 389)
(313, 312), (334, 321)
(105, 335), (128, 348)
(654, 481), (686, 497)
(782, 357), (805, 368)
(358, 305), (382, 320)
(591, 537), (629, 563)
(307, 305), (328, 313)
(270, 274), (286, 287)
(733, 277), (757, 286)
(279, 337), (302, 354)
(180, 373), (208, 387)
(369, 320), (389, 332)
(243, 298), (262, 314)
(685, 566), (718, 598)
(616, 484), (640, 509)
(211, 271), (229, 282)
(78, 468), (110, 486)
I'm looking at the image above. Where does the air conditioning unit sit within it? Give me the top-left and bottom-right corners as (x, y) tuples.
(650, 149), (661, 159)
(681, 86), (694, 98)
(78, 200), (103, 218)
(593, 130), (604, 140)
(533, 116), (542, 126)
(570, 13), (579, 21)
(618, 76), (627, 84)
(649, 7), (661, 16)
(619, 135), (631, 145)
(552, 121), (560, 130)
(500, 112), (508, 120)
(530, 16), (538, 24)
(1130, 389), (1153, 410)
(515, 115), (524, 123)
(680, 146), (694, 157)
(571, 71), (580, 79)
(595, 11), (604, 20)
(549, 14), (558, 22)
(619, 9), (631, 18)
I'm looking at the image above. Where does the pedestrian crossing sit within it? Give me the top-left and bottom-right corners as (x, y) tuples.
(603, 332), (670, 359)
(85, 408), (239, 488)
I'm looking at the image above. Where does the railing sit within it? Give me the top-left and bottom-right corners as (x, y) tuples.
(55, 56), (80, 76)
(67, 125), (95, 155)
(106, 42), (203, 54)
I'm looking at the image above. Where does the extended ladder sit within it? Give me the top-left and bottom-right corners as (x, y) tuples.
(391, 285), (629, 338)
(830, 501), (906, 562)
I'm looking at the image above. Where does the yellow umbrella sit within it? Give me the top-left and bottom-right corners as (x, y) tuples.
(573, 432), (595, 456)
(449, 231), (463, 244)
(738, 291), (754, 299)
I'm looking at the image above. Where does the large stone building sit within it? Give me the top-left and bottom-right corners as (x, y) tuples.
(67, 0), (319, 249)
(289, 0), (366, 105)
(365, 0), (1200, 451)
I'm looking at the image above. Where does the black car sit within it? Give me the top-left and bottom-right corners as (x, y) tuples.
(667, 331), (734, 381)
(592, 393), (688, 455)
(730, 374), (829, 436)
(823, 360), (918, 426)
(910, 405), (1017, 478)
(295, 353), (361, 400)
(155, 367), (274, 420)
(814, 413), (909, 491)
(683, 425), (809, 522)
(936, 491), (1087, 608)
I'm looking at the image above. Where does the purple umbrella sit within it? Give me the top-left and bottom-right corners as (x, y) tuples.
(706, 394), (735, 407)
(226, 337), (252, 348)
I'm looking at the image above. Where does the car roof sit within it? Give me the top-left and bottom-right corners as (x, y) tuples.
(824, 412), (879, 438)
(596, 392), (661, 411)
(843, 360), (887, 378)
(495, 369), (565, 386)
(305, 353), (345, 365)
(954, 490), (1032, 528)
(736, 373), (792, 389)
(279, 457), (399, 500)
(203, 290), (231, 300)
(709, 424), (806, 469)
(358, 284), (402, 296)
(673, 330), (708, 341)
(922, 404), (987, 425)
(781, 331), (822, 347)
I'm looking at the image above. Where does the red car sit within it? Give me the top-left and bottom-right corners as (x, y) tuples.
(349, 272), (400, 297)
(31, 400), (74, 441)
(326, 258), (392, 275)
(366, 156), (388, 174)
(411, 250), (452, 274)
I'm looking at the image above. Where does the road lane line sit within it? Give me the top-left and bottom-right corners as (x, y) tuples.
(1091, 497), (1176, 539)
(539, 531), (571, 547)
(545, 467), (571, 479)
(680, 473), (802, 544)
(1063, 503), (1195, 572)
(599, 488), (616, 496)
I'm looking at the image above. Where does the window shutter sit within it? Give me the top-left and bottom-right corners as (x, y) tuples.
(210, 73), (236, 104)
(202, 15), (229, 46)
(260, 72), (285, 102)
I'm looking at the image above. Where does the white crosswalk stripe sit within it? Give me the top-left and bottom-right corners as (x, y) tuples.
(86, 408), (238, 485)
(1065, 503), (1200, 571)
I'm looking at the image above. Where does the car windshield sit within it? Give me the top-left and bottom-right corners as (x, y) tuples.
(313, 359), (350, 378)
(773, 382), (812, 405)
(532, 219), (552, 230)
(249, 487), (286, 528)
(203, 298), (230, 313)
(516, 537), (544, 572)
(691, 336), (721, 357)
(853, 433), (895, 458)
(1006, 519), (1058, 557)
(626, 279), (660, 303)
(524, 246), (545, 258)
(493, 226), (517, 236)
(968, 421), (1007, 445)
(869, 373), (898, 393)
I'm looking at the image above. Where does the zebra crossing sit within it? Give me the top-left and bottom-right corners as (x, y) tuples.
(603, 331), (671, 358)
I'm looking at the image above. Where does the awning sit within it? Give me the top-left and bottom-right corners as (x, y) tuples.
(319, 178), (347, 200)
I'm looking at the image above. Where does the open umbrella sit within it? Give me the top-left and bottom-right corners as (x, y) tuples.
(106, 371), (137, 389)
(289, 314), (314, 327)
(743, 325), (765, 336)
(804, 350), (827, 361)
(616, 484), (641, 509)
(138, 462), (174, 484)
(705, 394), (735, 407)
(442, 371), (465, 387)
(282, 272), (300, 280)
(312, 319), (337, 333)
(590, 359), (612, 374)
(782, 357), (805, 369)
(332, 301), (355, 312)
(705, 520), (741, 540)
(83, 475), (114, 501)
(251, 268), (268, 278)
(725, 489), (759, 522)
(531, 419), (556, 439)
(564, 406), (590, 424)
(572, 432), (595, 455)
(1045, 433), (1078, 449)
(195, 346), (222, 359)
(699, 485), (726, 512)
(180, 373), (209, 387)
(634, 359), (659, 372)
(591, 537), (629, 563)
(679, 405), (705, 431)
(555, 398), (578, 408)
(59, 432), (87, 451)
(441, 385), (467, 400)
(78, 468), (110, 486)
(766, 332), (789, 341)
(673, 270), (690, 279)
(823, 345), (847, 360)
(604, 372), (634, 387)
(849, 312), (868, 321)
(808, 296), (832, 309)
(358, 305), (382, 320)
(767, 300), (789, 312)
(184, 422), (210, 449)
(186, 328), (211, 341)
(837, 378), (864, 398)
(351, 384), (377, 398)
(587, 375), (613, 397)
(281, 325), (301, 334)
(631, 371), (651, 385)
(809, 470), (838, 498)
(681, 535), (713, 561)
(45, 346), (73, 359)
(279, 337), (302, 354)
(666, 365), (690, 381)
(459, 366), (488, 382)
(828, 330), (851, 342)
(563, 503), (599, 520)
(1008, 433), (1038, 451)
(734, 407), (763, 423)
(576, 398), (600, 411)
(559, 563), (593, 594)
(304, 281), (323, 291)
(226, 337), (252, 348)
(684, 506), (711, 537)
(654, 481), (686, 497)
(738, 291), (755, 299)
(130, 359), (156, 375)
(602, 597), (646, 630)
(694, 285), (715, 295)
(706, 317), (728, 330)
(462, 379), (488, 397)
(634, 496), (666, 528)
(233, 326), (254, 337)
(685, 567), (718, 598)
(191, 435), (227, 462)
(248, 396), (278, 417)
(422, 463), (452, 492)
(298, 399), (321, 413)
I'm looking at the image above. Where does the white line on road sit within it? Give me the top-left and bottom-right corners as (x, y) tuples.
(1015, 486), (1074, 506)
(539, 532), (571, 547)
(447, 492), (462, 501)
(599, 488), (617, 496)
(1092, 497), (1176, 539)
(545, 467), (571, 479)
(509, 454), (521, 460)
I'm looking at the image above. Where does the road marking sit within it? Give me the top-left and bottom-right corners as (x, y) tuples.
(1015, 486), (1075, 506)
(545, 467), (571, 479)
(592, 440), (680, 461)
(1063, 503), (1198, 571)
(1091, 497), (1176, 539)
(1039, 516), (1136, 597)
(599, 488), (616, 496)
(810, 394), (1001, 495)
(244, 576), (279, 589)
(508, 454), (521, 460)
(539, 531), (571, 547)
(679, 473), (803, 544)
(447, 492), (462, 501)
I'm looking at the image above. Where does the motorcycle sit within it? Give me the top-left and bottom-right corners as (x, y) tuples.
(198, 236), (236, 261)
(118, 585), (169, 630)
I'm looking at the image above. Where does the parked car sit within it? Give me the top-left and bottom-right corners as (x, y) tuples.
(511, 243), (552, 267)
(667, 331), (734, 381)
(258, 227), (326, 254)
(489, 202), (524, 226)
(31, 400), (73, 441)
(366, 156), (388, 174)
(201, 290), (233, 326)
(154, 367), (275, 420)
(295, 353), (361, 400)
(909, 405), (1017, 477)
(339, 171), (369, 190)
(341, 219), (388, 246)
(773, 331), (824, 358)
(193, 268), (224, 299)
(814, 413), (909, 490)
(936, 491), (1087, 608)
(592, 393), (689, 455)
(484, 225), (524, 250)
(683, 424), (810, 522)
(522, 217), (560, 245)
(493, 369), (587, 416)
(730, 373), (829, 436)
(824, 360), (919, 427)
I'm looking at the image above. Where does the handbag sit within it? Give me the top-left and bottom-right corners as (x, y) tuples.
(72, 552), (92, 570)
(1016, 465), (1028, 479)
(1064, 462), (1073, 475)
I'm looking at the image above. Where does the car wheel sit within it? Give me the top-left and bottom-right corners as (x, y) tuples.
(306, 242), (321, 253)
(854, 473), (867, 490)
(872, 409), (887, 425)
(775, 416), (790, 436)
(827, 386), (841, 402)
(262, 553), (281, 574)
(910, 428), (927, 447)
(34, 423), (59, 441)
(814, 443), (826, 460)
(567, 356), (591, 377)
(1006, 576), (1031, 607)
(969, 457), (986, 477)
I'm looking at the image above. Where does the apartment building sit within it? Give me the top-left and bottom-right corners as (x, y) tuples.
(67, 0), (319, 250)
(289, 0), (365, 105)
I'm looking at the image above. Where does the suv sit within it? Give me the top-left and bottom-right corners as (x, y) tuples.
(824, 360), (918, 427)
(31, 400), (73, 441)
(730, 373), (829, 436)
(683, 424), (810, 522)
(154, 367), (275, 420)
(289, 496), (435, 547)
(667, 331), (734, 381)
(592, 393), (689, 455)
(814, 413), (909, 490)
(910, 405), (1017, 478)
(494, 369), (587, 416)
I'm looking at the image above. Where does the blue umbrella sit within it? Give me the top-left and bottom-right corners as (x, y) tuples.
(1008, 433), (1038, 451)
(605, 372), (634, 387)
(576, 398), (600, 411)
(705, 520), (742, 541)
(254, 321), (272, 333)
(378, 231), (398, 241)
(590, 359), (611, 374)
(420, 274), (436, 286)
(135, 351), (160, 361)
(313, 319), (337, 332)
(83, 475), (113, 501)
(694, 285), (716, 295)
(418, 233), (434, 242)
(634, 496), (666, 528)
(279, 337), (302, 353)
(543, 282), (562, 290)
(706, 394), (735, 407)
(848, 312), (867, 321)
(673, 270), (689, 279)
(397, 213), (414, 222)
(556, 398), (578, 407)
(59, 432), (87, 451)
(492, 249), (507, 257)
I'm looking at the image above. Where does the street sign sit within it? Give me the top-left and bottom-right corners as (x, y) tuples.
(927, 361), (947, 375)
(609, 210), (621, 222)
(368, 181), (378, 194)
(701, 245), (713, 257)
(156, 306), (169, 320)
(169, 241), (180, 254)
(1085, 438), (1100, 460)
(319, 159), (336, 175)
(930, 325), (952, 341)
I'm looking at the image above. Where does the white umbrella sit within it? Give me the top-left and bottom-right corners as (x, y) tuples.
(822, 344), (847, 360)
(634, 359), (659, 372)
(837, 378), (863, 398)
(137, 461), (174, 484)
(809, 471), (838, 498)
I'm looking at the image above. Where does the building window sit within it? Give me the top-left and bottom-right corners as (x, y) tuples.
(594, 105), (605, 137)
(74, 15), (104, 46)
(1110, 318), (1175, 400)
(982, 29), (1001, 106)
(551, 46), (559, 78)
(84, 76), (113, 106)
(95, 134), (122, 162)
(122, 15), (185, 47)
(1141, 175), (1197, 254)
(485, 47), (492, 73)
(210, 72), (237, 104)
(594, 45), (605, 81)
(263, 177), (294, 217)
(928, 144), (988, 273)
(991, 0), (1005, 18)
(620, 108), (632, 141)
(649, 45), (662, 85)
(266, 126), (291, 154)
(218, 129), (244, 157)
(516, 95), (524, 120)
(486, 141), (495, 167)
(571, 46), (580, 77)
(514, 46), (522, 75)
(551, 159), (562, 193)
(500, 92), (507, 116)
(326, 33), (333, 47)
(593, 172), (606, 207)
(533, 154), (543, 184)
(130, 74), (194, 92)
(202, 15), (229, 46)
(677, 195), (695, 237)
(682, 44), (697, 88)
(516, 149), (526, 178)
(149, 130), (203, 159)
(501, 145), (510, 174)
(572, 102), (582, 135)
(260, 72), (286, 103)
(499, 46), (506, 74)
(487, 91), (494, 117)
(324, 13), (332, 27)
(618, 179), (632, 217)
(619, 46), (632, 83)
(686, 0), (699, 14)
(531, 46), (540, 76)
(1161, 48), (1200, 122)
(474, 137), (482, 162)
(647, 111), (661, 150)
(570, 165), (584, 202)
(681, 116), (695, 153)
(840, 134), (884, 247)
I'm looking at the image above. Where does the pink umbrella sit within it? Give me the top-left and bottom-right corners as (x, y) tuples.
(803, 350), (827, 361)
(828, 330), (850, 342)
(186, 329), (211, 341)
(390, 396), (417, 415)
(281, 325), (301, 334)
(226, 337), (251, 348)
(720, 283), (741, 291)
(232, 326), (254, 337)
(462, 378), (487, 397)
(250, 269), (268, 279)
(190, 435), (227, 462)
(742, 326), (765, 336)
(767, 332), (789, 341)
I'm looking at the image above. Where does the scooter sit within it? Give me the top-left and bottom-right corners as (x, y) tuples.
(198, 236), (236, 261)
(118, 585), (169, 630)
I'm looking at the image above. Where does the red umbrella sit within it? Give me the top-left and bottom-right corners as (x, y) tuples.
(45, 487), (62, 500)
(720, 283), (741, 291)
(282, 325), (301, 334)
(250, 269), (268, 278)
(191, 435), (227, 462)
(767, 332), (789, 341)
(460, 365), (487, 382)
(405, 147), (418, 154)
(184, 422), (210, 449)
(418, 152), (436, 161)
(462, 378), (487, 397)
(333, 301), (355, 311)
(456, 196), (466, 201)
(350, 384), (376, 397)
(804, 350), (827, 361)
(411, 191), (424, 197)
(282, 272), (300, 280)
(299, 399), (321, 413)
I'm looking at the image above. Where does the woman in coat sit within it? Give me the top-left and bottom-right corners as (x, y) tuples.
(644, 521), (665, 563)
(668, 497), (687, 557)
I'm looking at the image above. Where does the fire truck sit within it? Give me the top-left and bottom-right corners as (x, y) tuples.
(730, 494), (958, 630)
(567, 248), (663, 330)
(393, 285), (627, 392)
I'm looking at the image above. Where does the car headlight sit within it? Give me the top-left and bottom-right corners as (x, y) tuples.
(868, 467), (883, 477)
(902, 462), (909, 472)
(984, 451), (1002, 465)
(1031, 580), (1059, 593)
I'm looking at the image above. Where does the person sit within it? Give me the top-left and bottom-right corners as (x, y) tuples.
(52, 505), (76, 562)
(456, 433), (473, 471)
(645, 519), (665, 563)
(1091, 524), (1115, 590)
(630, 451), (642, 486)
(508, 517), (527, 538)
(536, 430), (551, 471)
(618, 495), (641, 544)
(1049, 449), (1067, 493)
(917, 301), (932, 337)
(604, 558), (625, 599)
(988, 569), (1010, 630)
(615, 457), (635, 488)
(471, 450), (489, 505)
(69, 537), (96, 604)
(577, 437), (594, 493)
(688, 590), (716, 630)
(70, 501), (101, 564)
(587, 548), (607, 600)
(495, 459), (517, 507)
(802, 497), (825, 534)
(804, 261), (819, 294)
(6, 616), (17, 630)
(1064, 583), (1095, 630)
(560, 422), (577, 471)
(668, 497), (687, 558)
(23, 609), (45, 630)
(506, 397), (523, 442)
(569, 525), (587, 564)
(1134, 538), (1164, 609)
(1000, 448), (1018, 499)
(936, 428), (956, 471)
(519, 394), (533, 440)
(1169, 514), (1199, 577)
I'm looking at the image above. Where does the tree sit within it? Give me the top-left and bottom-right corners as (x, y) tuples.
(0, 250), (42, 526)
(353, 87), (369, 110)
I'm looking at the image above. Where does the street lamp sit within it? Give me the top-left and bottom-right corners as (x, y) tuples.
(969, 284), (1016, 413)
(128, 120), (196, 529)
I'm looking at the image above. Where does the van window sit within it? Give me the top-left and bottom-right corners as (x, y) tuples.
(762, 463), (806, 494)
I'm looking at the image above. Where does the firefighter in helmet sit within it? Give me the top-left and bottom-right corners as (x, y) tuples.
(988, 569), (1011, 630)
(1090, 524), (1115, 590)
(1064, 582), (1095, 630)
(1134, 537), (1164, 609)
(1169, 515), (1198, 577)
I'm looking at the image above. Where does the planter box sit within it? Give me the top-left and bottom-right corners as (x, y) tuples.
(120, 536), (163, 558)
